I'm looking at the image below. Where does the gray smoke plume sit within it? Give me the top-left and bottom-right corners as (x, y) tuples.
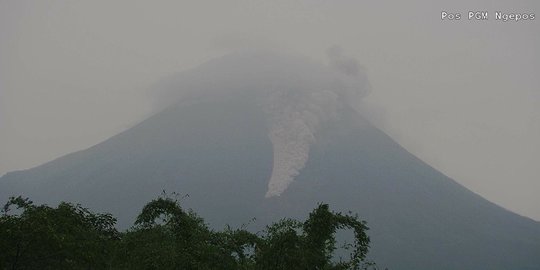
(152, 49), (370, 197)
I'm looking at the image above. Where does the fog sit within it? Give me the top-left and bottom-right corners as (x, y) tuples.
(0, 1), (539, 220)
(150, 50), (369, 197)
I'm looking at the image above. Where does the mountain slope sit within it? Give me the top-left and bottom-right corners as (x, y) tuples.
(1, 52), (539, 269)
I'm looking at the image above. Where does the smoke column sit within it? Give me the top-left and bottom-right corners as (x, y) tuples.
(152, 49), (369, 197)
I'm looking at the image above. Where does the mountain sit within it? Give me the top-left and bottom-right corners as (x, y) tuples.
(1, 51), (539, 269)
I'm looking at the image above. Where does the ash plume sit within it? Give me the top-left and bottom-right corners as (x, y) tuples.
(152, 49), (370, 197)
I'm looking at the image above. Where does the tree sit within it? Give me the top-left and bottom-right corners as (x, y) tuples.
(255, 203), (371, 270)
(0, 196), (118, 269)
(1, 195), (376, 269)
(113, 196), (259, 270)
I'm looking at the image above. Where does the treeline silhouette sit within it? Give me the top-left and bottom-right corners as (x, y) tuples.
(1, 194), (378, 269)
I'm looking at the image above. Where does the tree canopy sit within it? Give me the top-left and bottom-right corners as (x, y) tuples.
(1, 195), (377, 269)
(0, 197), (118, 269)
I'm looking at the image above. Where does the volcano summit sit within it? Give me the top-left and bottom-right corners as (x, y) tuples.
(1, 51), (539, 269)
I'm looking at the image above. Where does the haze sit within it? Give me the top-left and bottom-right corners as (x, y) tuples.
(0, 1), (539, 220)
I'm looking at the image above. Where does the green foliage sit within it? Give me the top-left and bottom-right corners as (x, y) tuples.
(113, 196), (258, 269)
(1, 195), (375, 269)
(255, 204), (371, 270)
(0, 196), (118, 269)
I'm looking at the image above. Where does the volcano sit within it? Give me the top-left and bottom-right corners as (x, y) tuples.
(1, 51), (539, 269)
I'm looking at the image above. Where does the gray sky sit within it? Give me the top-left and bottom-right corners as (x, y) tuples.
(1, 0), (539, 220)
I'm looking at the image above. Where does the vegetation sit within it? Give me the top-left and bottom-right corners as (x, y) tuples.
(1, 195), (377, 269)
(0, 197), (118, 269)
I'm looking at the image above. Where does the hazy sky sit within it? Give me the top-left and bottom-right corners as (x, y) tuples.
(1, 0), (539, 220)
